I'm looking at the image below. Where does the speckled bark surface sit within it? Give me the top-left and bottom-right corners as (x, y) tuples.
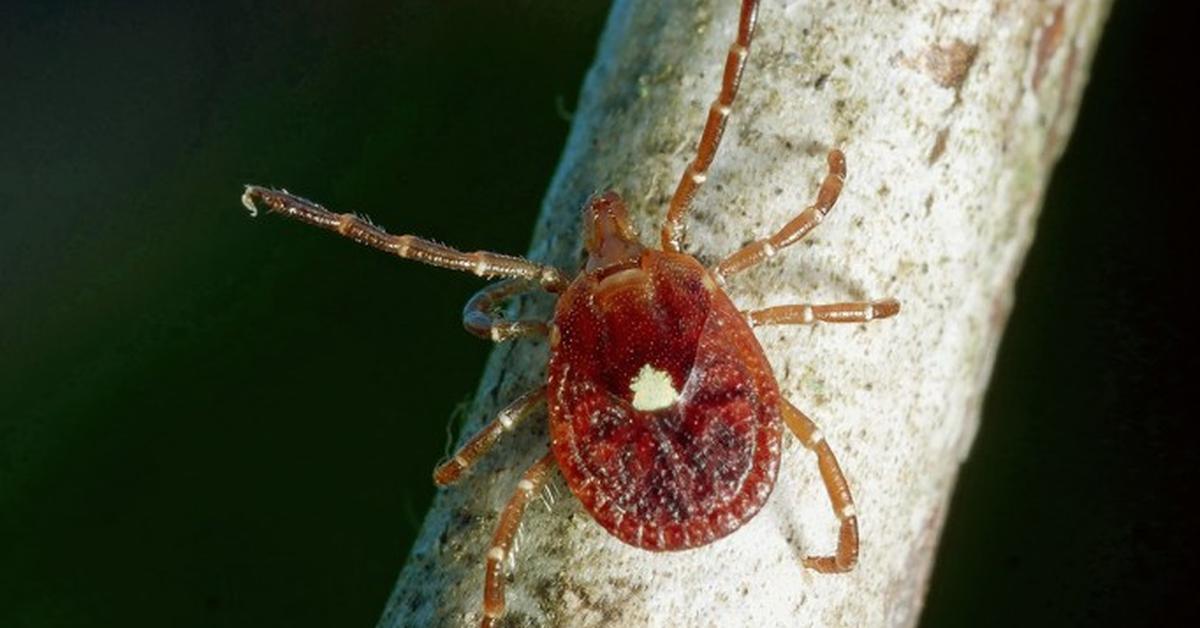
(379, 1), (1111, 626)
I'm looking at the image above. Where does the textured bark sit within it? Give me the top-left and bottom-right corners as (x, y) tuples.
(380, 1), (1111, 626)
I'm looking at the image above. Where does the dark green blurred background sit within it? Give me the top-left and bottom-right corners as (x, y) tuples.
(0, 2), (1187, 627)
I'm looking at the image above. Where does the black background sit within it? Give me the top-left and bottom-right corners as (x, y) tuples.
(0, 1), (1190, 627)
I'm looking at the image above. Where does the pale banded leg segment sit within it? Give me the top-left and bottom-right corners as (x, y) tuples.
(747, 298), (900, 327)
(779, 399), (859, 573)
(463, 280), (550, 342)
(661, 0), (761, 252)
(433, 387), (546, 487)
(481, 452), (558, 628)
(242, 186), (569, 291)
(714, 149), (847, 280)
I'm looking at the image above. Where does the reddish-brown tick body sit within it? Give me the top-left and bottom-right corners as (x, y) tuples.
(548, 247), (782, 550)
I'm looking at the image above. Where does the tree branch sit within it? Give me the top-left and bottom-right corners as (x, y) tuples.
(379, 0), (1111, 625)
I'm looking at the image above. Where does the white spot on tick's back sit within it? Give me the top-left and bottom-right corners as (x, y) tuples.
(630, 364), (679, 412)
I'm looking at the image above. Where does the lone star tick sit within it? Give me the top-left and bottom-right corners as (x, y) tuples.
(242, 1), (899, 625)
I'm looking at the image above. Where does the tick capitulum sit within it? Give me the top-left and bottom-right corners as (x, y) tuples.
(242, 1), (898, 625)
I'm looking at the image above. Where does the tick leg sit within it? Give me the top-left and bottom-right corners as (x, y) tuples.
(434, 387), (546, 487)
(463, 280), (550, 342)
(713, 149), (846, 280)
(480, 452), (557, 628)
(242, 186), (569, 292)
(660, 0), (761, 252)
(746, 298), (900, 327)
(779, 399), (859, 573)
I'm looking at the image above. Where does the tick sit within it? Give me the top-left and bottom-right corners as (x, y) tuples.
(242, 1), (898, 625)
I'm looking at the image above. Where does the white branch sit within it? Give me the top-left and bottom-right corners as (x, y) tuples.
(379, 0), (1111, 626)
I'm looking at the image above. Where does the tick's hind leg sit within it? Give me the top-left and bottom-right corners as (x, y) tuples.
(480, 452), (557, 628)
(779, 399), (859, 573)
(714, 149), (846, 281)
(242, 186), (568, 291)
(434, 387), (546, 486)
(463, 280), (550, 342)
(746, 298), (900, 327)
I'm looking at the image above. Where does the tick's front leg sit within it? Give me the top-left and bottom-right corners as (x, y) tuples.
(660, 0), (761, 252)
(242, 186), (569, 291)
(463, 280), (550, 342)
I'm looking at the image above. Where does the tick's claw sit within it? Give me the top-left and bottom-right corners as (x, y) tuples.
(241, 185), (263, 217)
(242, 186), (316, 219)
(873, 298), (901, 319)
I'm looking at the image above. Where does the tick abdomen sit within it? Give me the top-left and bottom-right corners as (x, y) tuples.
(548, 251), (782, 551)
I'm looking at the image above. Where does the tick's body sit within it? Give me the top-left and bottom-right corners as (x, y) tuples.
(243, 1), (899, 625)
(550, 243), (782, 550)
